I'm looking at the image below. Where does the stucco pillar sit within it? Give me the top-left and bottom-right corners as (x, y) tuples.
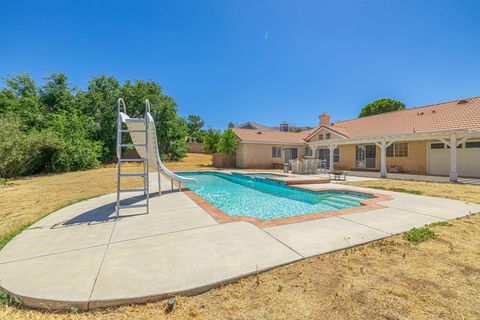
(328, 145), (336, 171)
(449, 133), (458, 182)
(380, 140), (387, 178)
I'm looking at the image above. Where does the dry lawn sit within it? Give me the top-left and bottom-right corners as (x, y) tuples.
(345, 179), (480, 204)
(0, 153), (213, 243)
(1, 172), (480, 320)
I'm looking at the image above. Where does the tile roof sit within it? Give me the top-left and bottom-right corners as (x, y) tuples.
(236, 122), (271, 130)
(233, 128), (308, 144)
(306, 96), (480, 140)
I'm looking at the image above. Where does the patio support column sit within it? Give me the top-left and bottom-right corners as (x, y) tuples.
(449, 133), (458, 182)
(380, 140), (387, 178)
(375, 139), (393, 178)
(328, 144), (337, 171)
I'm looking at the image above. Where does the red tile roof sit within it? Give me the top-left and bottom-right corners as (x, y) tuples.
(306, 96), (480, 140)
(233, 128), (307, 144)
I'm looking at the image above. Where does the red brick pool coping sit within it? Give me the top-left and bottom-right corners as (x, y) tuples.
(179, 181), (392, 228)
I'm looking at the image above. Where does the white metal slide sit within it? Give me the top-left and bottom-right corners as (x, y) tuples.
(119, 111), (198, 186)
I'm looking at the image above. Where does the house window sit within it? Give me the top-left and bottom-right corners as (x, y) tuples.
(430, 143), (445, 149)
(386, 143), (408, 157)
(386, 145), (394, 157)
(325, 133), (331, 140)
(334, 148), (340, 163)
(305, 147), (313, 157)
(272, 147), (282, 158)
(466, 141), (480, 148)
(319, 134), (324, 140)
(396, 143), (408, 157)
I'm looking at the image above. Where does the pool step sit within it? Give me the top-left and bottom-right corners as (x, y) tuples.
(324, 196), (360, 208)
(321, 199), (350, 210)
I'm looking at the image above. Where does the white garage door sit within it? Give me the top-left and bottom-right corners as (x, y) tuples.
(428, 141), (480, 177)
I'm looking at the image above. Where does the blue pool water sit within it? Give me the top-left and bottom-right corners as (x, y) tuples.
(178, 172), (374, 220)
(244, 173), (284, 179)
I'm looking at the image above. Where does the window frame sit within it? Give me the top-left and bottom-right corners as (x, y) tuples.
(386, 143), (408, 157)
(466, 141), (480, 148)
(305, 146), (313, 157)
(272, 146), (282, 158)
(333, 147), (340, 163)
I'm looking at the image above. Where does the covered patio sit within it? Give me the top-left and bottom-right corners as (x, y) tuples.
(307, 129), (480, 182)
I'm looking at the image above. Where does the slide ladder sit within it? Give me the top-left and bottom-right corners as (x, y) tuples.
(115, 98), (197, 217)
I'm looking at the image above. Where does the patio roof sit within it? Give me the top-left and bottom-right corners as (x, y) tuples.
(306, 96), (480, 141)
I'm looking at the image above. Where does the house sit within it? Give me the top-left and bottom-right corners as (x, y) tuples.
(233, 128), (309, 169)
(233, 121), (313, 132)
(233, 96), (480, 181)
(235, 122), (272, 130)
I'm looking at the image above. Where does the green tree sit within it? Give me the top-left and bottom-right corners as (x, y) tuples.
(359, 98), (405, 118)
(0, 72), (189, 176)
(80, 75), (122, 161)
(186, 115), (205, 142)
(40, 73), (75, 112)
(218, 129), (237, 155)
(0, 73), (46, 129)
(203, 128), (222, 153)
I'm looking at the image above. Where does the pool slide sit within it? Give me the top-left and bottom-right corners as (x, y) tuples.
(118, 106), (198, 189)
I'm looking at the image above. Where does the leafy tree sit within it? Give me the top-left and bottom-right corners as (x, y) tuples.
(359, 98), (405, 118)
(0, 72), (189, 177)
(218, 129), (237, 155)
(1, 73), (46, 129)
(186, 115), (205, 142)
(80, 75), (122, 161)
(203, 128), (222, 153)
(40, 73), (75, 112)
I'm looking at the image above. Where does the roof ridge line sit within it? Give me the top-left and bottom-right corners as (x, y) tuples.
(334, 95), (480, 124)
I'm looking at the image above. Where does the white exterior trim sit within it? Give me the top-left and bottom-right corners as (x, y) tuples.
(239, 140), (307, 146)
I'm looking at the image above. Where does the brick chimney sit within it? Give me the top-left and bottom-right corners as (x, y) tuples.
(319, 112), (330, 126)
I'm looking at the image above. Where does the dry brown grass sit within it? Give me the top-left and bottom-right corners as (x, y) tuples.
(345, 179), (480, 204)
(1, 169), (480, 319)
(0, 153), (213, 243)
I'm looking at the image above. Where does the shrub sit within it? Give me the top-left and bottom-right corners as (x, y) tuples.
(403, 227), (437, 244)
(218, 129), (237, 155)
(203, 128), (222, 153)
(0, 114), (101, 178)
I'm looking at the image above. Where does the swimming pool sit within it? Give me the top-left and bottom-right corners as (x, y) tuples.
(178, 172), (374, 220)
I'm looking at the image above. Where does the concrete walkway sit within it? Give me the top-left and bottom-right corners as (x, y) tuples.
(0, 173), (479, 310)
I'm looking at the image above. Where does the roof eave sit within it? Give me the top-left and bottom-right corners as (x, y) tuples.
(307, 128), (480, 146)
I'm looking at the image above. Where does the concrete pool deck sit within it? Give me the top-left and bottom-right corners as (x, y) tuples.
(1, 173), (479, 310)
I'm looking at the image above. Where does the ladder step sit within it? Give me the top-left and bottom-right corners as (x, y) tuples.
(119, 188), (147, 193)
(120, 144), (146, 147)
(119, 158), (145, 162)
(125, 118), (145, 123)
(120, 173), (147, 177)
(117, 204), (148, 209)
(120, 129), (147, 133)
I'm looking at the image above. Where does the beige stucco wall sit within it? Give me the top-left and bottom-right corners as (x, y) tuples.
(239, 138), (428, 172)
(311, 141), (427, 173)
(334, 145), (356, 170)
(385, 141), (427, 174)
(307, 128), (343, 142)
(236, 142), (305, 169)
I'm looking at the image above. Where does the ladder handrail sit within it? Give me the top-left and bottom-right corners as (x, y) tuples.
(115, 98), (151, 218)
(117, 98), (127, 114)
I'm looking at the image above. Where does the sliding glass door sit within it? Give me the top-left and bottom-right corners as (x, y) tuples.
(355, 145), (376, 169)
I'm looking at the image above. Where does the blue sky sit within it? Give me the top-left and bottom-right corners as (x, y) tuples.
(1, 1), (479, 129)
